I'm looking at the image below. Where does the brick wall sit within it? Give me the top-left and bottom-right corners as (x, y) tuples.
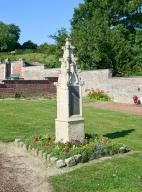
(11, 61), (23, 77)
(0, 79), (58, 98)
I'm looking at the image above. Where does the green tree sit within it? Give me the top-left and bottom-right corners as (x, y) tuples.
(38, 43), (57, 55)
(44, 54), (59, 68)
(49, 28), (69, 57)
(22, 40), (37, 49)
(0, 21), (20, 51)
(8, 24), (20, 42)
(71, 0), (142, 75)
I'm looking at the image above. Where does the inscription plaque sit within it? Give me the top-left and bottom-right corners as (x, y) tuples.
(5, 63), (11, 79)
(69, 86), (80, 116)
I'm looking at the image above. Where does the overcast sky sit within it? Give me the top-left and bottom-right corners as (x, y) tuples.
(0, 0), (83, 44)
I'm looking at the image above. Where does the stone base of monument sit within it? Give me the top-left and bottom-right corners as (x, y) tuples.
(55, 117), (84, 143)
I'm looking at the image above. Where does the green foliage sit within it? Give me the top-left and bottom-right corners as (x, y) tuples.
(38, 43), (57, 55)
(43, 54), (59, 68)
(87, 89), (111, 101)
(71, 0), (142, 76)
(49, 28), (70, 58)
(0, 21), (21, 51)
(24, 133), (130, 161)
(22, 40), (37, 49)
(8, 24), (20, 42)
(0, 52), (59, 68)
(15, 92), (22, 99)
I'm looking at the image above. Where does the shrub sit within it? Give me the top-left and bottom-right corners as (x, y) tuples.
(15, 92), (22, 99)
(87, 89), (111, 101)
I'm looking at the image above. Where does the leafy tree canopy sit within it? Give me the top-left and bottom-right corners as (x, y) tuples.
(22, 40), (37, 49)
(0, 21), (21, 51)
(71, 0), (142, 76)
(49, 28), (69, 58)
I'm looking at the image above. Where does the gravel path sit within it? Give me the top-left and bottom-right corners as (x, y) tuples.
(0, 143), (54, 192)
(86, 101), (142, 116)
(0, 142), (92, 192)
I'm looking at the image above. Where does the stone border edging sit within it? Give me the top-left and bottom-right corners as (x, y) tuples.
(14, 139), (132, 169)
(14, 139), (81, 168)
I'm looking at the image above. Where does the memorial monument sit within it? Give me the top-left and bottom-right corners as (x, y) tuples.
(55, 39), (84, 143)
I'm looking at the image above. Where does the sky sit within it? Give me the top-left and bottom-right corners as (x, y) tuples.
(0, 0), (83, 45)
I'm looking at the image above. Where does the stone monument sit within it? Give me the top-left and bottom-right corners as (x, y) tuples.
(55, 39), (84, 143)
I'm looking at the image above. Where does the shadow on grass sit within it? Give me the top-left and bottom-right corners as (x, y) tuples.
(103, 129), (135, 139)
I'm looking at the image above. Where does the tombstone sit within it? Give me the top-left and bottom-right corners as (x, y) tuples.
(55, 39), (84, 143)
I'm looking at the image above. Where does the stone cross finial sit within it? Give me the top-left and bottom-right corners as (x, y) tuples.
(59, 39), (79, 86)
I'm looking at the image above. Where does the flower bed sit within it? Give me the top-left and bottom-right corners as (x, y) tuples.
(86, 89), (111, 101)
(16, 134), (131, 168)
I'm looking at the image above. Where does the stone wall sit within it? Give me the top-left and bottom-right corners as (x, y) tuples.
(0, 60), (24, 80)
(80, 69), (142, 103)
(1, 60), (142, 103)
(0, 64), (5, 81)
(22, 66), (45, 80)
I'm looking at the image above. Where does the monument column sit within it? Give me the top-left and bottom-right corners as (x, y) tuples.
(55, 39), (84, 143)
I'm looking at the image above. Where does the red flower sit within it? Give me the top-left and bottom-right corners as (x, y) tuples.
(100, 139), (108, 145)
(33, 136), (40, 142)
(62, 146), (70, 152)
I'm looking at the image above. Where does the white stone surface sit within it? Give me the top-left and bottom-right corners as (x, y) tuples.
(55, 39), (84, 143)
(74, 154), (82, 163)
(65, 157), (77, 167)
(56, 160), (66, 168)
(55, 117), (84, 143)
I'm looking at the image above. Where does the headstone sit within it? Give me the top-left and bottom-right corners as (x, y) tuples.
(55, 39), (84, 143)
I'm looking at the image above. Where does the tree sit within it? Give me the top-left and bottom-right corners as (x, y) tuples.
(8, 24), (20, 42)
(0, 21), (20, 51)
(49, 28), (69, 57)
(38, 43), (57, 55)
(71, 0), (142, 75)
(22, 40), (37, 49)
(44, 55), (59, 68)
(15, 42), (22, 49)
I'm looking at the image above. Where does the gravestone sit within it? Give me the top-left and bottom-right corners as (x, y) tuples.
(55, 39), (84, 143)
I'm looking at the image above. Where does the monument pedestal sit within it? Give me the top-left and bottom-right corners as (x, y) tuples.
(55, 117), (84, 143)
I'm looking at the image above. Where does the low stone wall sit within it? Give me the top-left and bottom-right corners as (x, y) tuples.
(22, 66), (45, 80)
(80, 69), (142, 103)
(0, 64), (5, 81)
(0, 66), (142, 103)
(0, 79), (57, 98)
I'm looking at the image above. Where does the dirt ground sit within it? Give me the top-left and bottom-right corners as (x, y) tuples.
(87, 101), (142, 116)
(0, 143), (56, 192)
(0, 142), (92, 192)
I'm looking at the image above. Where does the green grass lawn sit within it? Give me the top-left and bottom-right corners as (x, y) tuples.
(0, 99), (56, 142)
(49, 153), (142, 192)
(0, 99), (142, 191)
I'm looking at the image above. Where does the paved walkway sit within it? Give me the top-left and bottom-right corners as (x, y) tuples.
(86, 102), (142, 116)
